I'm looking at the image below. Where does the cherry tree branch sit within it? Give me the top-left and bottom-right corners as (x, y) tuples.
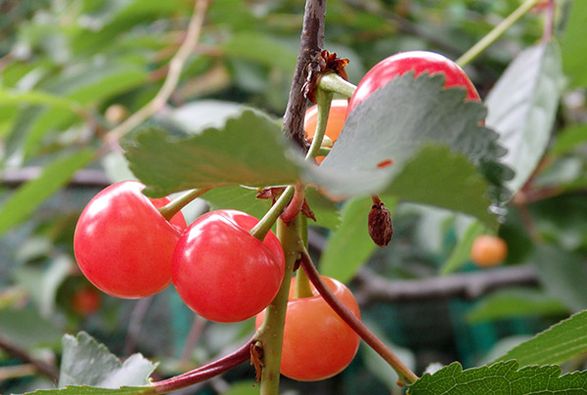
(353, 265), (538, 305)
(0, 335), (58, 382)
(282, 0), (326, 149)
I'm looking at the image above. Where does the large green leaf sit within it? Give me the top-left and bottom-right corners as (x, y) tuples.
(485, 42), (564, 194)
(533, 246), (587, 311)
(203, 186), (271, 219)
(58, 332), (156, 388)
(561, 1), (587, 87)
(124, 110), (300, 197)
(495, 310), (587, 367)
(408, 361), (587, 394)
(0, 149), (95, 235)
(126, 77), (506, 226)
(320, 196), (381, 283)
(467, 288), (568, 323)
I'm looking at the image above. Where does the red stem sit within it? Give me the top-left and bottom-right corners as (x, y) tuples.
(300, 249), (418, 385)
(152, 339), (253, 393)
(280, 183), (305, 223)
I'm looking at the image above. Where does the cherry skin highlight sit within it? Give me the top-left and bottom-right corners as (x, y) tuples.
(256, 276), (361, 381)
(349, 51), (480, 114)
(172, 210), (285, 323)
(73, 181), (186, 298)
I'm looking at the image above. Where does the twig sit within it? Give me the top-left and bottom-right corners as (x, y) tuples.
(152, 339), (253, 393)
(180, 315), (207, 364)
(104, 0), (210, 146)
(282, 0), (326, 149)
(2, 167), (110, 188)
(0, 335), (59, 382)
(300, 248), (418, 385)
(0, 364), (37, 380)
(124, 297), (153, 356)
(353, 265), (538, 304)
(457, 0), (542, 66)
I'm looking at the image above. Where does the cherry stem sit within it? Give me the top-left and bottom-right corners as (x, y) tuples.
(158, 188), (211, 221)
(257, 217), (302, 395)
(317, 147), (331, 156)
(371, 195), (383, 205)
(295, 215), (313, 298)
(280, 182), (305, 224)
(318, 73), (357, 98)
(456, 0), (542, 67)
(299, 248), (419, 385)
(152, 338), (253, 393)
(250, 186), (295, 241)
(306, 89), (334, 161)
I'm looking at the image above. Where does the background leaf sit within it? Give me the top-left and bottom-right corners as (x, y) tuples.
(467, 288), (568, 323)
(495, 310), (587, 367)
(560, 0), (587, 87)
(320, 197), (381, 283)
(441, 220), (485, 274)
(533, 245), (587, 311)
(0, 149), (95, 235)
(485, 42), (564, 194)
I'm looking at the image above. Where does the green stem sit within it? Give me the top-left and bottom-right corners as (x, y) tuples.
(158, 188), (211, 221)
(257, 218), (301, 395)
(317, 146), (331, 156)
(456, 0), (542, 66)
(318, 73), (357, 98)
(306, 89), (333, 161)
(295, 216), (313, 298)
(250, 186), (295, 240)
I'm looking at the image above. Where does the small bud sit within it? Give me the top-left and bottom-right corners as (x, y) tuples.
(368, 200), (393, 247)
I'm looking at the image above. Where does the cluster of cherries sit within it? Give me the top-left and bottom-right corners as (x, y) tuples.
(73, 51), (490, 382)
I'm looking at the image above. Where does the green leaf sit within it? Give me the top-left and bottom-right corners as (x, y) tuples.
(124, 110), (300, 197)
(25, 386), (156, 395)
(14, 255), (73, 317)
(0, 149), (95, 235)
(222, 32), (297, 72)
(312, 74), (508, 227)
(304, 187), (341, 230)
(561, 0), (587, 87)
(533, 246), (587, 311)
(58, 332), (156, 388)
(384, 146), (496, 228)
(441, 220), (485, 274)
(0, 90), (82, 113)
(485, 42), (564, 194)
(320, 197), (383, 283)
(0, 307), (62, 350)
(467, 288), (568, 323)
(203, 186), (271, 220)
(408, 361), (587, 394)
(551, 125), (587, 156)
(495, 310), (587, 367)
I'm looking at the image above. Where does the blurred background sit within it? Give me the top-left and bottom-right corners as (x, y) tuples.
(0, 0), (586, 394)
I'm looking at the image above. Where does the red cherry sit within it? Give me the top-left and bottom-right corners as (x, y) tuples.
(256, 276), (360, 381)
(73, 181), (186, 298)
(172, 210), (285, 323)
(349, 51), (480, 114)
(71, 285), (102, 315)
